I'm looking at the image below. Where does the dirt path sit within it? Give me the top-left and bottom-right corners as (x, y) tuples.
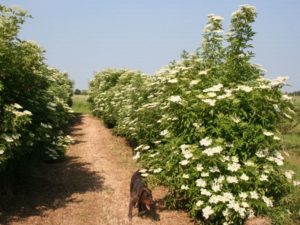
(1, 115), (194, 225)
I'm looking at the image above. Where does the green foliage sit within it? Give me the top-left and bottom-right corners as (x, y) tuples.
(88, 5), (299, 225)
(0, 4), (73, 172)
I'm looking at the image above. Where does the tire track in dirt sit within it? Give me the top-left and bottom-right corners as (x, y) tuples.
(3, 115), (194, 225)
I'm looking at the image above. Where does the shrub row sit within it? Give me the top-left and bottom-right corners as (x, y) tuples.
(0, 5), (73, 173)
(89, 5), (299, 225)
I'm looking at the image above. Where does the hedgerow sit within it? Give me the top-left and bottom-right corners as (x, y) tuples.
(0, 5), (73, 172)
(89, 5), (299, 225)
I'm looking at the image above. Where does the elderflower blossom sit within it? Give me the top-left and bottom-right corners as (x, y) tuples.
(211, 182), (221, 192)
(182, 150), (193, 159)
(245, 160), (255, 166)
(139, 169), (147, 173)
(150, 152), (159, 158)
(227, 201), (239, 211)
(134, 145), (144, 151)
(231, 156), (239, 163)
(196, 200), (204, 207)
(160, 129), (169, 136)
(250, 191), (259, 199)
(223, 192), (234, 202)
(180, 144), (190, 151)
(200, 137), (212, 146)
(209, 195), (224, 204)
(216, 176), (225, 183)
(201, 172), (210, 177)
(141, 172), (149, 177)
(227, 176), (238, 184)
(209, 166), (220, 173)
(168, 95), (182, 103)
(240, 174), (249, 181)
(133, 152), (140, 160)
(203, 84), (223, 93)
(196, 178), (207, 187)
(168, 78), (178, 83)
(202, 99), (216, 106)
(239, 192), (248, 199)
(270, 76), (288, 87)
(262, 196), (273, 207)
(227, 162), (241, 172)
(190, 80), (200, 86)
(222, 156), (230, 162)
(259, 174), (268, 181)
(284, 113), (292, 119)
(217, 90), (233, 100)
(263, 130), (274, 136)
(199, 70), (209, 75)
(282, 94), (292, 101)
(293, 180), (300, 186)
(231, 116), (241, 123)
(180, 159), (189, 166)
(196, 163), (204, 171)
(153, 168), (162, 173)
(273, 136), (280, 140)
(208, 13), (224, 21)
(203, 146), (223, 156)
(3, 135), (14, 143)
(236, 85), (253, 92)
(181, 145), (193, 159)
(13, 103), (23, 109)
(256, 149), (268, 158)
(207, 92), (217, 98)
(274, 156), (284, 166)
(182, 174), (189, 179)
(181, 185), (189, 190)
(201, 188), (212, 196)
(202, 206), (214, 219)
(142, 145), (150, 150)
(285, 170), (295, 180)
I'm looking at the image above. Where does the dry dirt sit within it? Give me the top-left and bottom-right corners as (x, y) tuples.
(0, 115), (194, 225)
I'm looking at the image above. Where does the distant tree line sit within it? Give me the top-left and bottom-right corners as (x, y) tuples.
(74, 89), (87, 95)
(288, 91), (300, 96)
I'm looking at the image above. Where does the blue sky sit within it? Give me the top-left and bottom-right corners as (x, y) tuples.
(2, 0), (300, 91)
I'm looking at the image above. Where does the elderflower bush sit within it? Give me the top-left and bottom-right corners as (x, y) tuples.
(0, 5), (73, 171)
(89, 5), (299, 225)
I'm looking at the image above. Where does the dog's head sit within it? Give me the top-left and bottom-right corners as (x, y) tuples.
(140, 187), (154, 210)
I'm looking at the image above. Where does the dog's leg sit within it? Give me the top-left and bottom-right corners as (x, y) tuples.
(128, 200), (134, 220)
(150, 202), (160, 221)
(138, 203), (147, 217)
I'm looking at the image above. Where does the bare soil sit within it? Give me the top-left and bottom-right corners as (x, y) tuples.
(0, 115), (194, 225)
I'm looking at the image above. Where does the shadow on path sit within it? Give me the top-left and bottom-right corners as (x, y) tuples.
(0, 114), (104, 224)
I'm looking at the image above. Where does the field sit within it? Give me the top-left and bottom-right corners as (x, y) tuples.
(72, 95), (91, 114)
(284, 96), (300, 180)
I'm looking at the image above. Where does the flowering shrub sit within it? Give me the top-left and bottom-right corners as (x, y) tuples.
(89, 5), (299, 225)
(0, 5), (73, 172)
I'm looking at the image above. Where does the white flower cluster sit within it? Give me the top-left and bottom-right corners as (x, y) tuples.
(203, 146), (223, 156)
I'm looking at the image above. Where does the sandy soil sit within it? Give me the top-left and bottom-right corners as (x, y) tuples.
(0, 115), (194, 225)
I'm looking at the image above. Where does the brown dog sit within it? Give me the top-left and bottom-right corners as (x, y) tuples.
(128, 170), (154, 220)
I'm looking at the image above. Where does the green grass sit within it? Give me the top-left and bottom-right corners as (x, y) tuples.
(72, 95), (91, 114)
(283, 96), (300, 179)
(292, 95), (300, 105)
